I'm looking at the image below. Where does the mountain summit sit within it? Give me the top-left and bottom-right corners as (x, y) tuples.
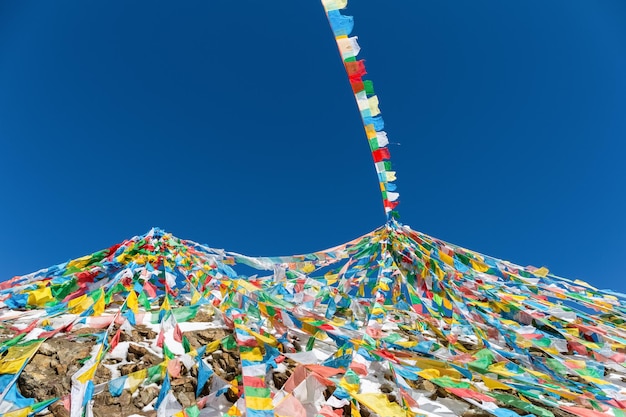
(0, 225), (624, 417)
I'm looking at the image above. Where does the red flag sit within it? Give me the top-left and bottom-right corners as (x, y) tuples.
(197, 397), (208, 409)
(12, 319), (38, 335)
(344, 60), (366, 80)
(143, 281), (157, 298)
(173, 324), (183, 343)
(156, 329), (165, 348)
(384, 199), (399, 210)
(167, 359), (182, 378)
(372, 147), (390, 163)
(110, 327), (122, 351)
(350, 78), (364, 93)
(106, 243), (123, 261)
(349, 361), (368, 376)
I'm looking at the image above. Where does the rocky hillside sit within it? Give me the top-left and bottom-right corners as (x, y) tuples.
(0, 226), (625, 417)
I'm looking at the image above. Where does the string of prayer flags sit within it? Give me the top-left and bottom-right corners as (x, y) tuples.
(321, 0), (400, 219)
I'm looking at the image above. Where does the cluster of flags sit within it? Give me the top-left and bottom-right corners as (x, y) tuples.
(0, 1), (622, 416)
(0, 225), (624, 416)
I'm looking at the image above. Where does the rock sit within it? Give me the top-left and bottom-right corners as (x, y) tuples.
(141, 386), (159, 404)
(176, 391), (194, 408)
(422, 380), (437, 393)
(380, 383), (394, 393)
(39, 342), (57, 356)
(225, 388), (239, 403)
(136, 325), (157, 340)
(133, 396), (145, 409)
(118, 391), (132, 406)
(93, 408), (113, 417)
(223, 352), (239, 374)
(120, 362), (139, 375)
(94, 364), (112, 384)
(194, 328), (228, 344)
(6, 312), (280, 416)
(190, 308), (214, 323)
(171, 376), (192, 387)
(105, 393), (120, 406)
(127, 343), (149, 360)
(272, 371), (290, 389)
(142, 351), (162, 366)
(462, 408), (493, 417)
(17, 353), (60, 401)
(49, 402), (70, 417)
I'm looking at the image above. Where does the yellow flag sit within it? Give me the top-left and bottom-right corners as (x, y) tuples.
(417, 368), (441, 380)
(127, 290), (138, 314)
(161, 295), (171, 311)
(235, 323), (278, 347)
(487, 362), (517, 377)
(394, 340), (418, 348)
(67, 256), (91, 270)
(191, 287), (201, 305)
(353, 393), (406, 417)
(27, 286), (54, 307)
(76, 362), (98, 384)
(245, 397), (273, 410)
(68, 294), (92, 314)
(339, 378), (359, 394)
(128, 368), (148, 393)
(324, 272), (339, 285)
(364, 124), (377, 139)
(545, 387), (579, 401)
(204, 339), (220, 354)
(3, 408), (30, 417)
(230, 379), (239, 395)
(470, 260), (489, 273)
(439, 251), (454, 266)
(0, 341), (43, 375)
(241, 347), (263, 362)
(225, 404), (242, 416)
(383, 171), (397, 182)
(574, 279), (597, 290)
(92, 291), (105, 317)
(482, 376), (511, 390)
(368, 96), (381, 116)
(580, 374), (610, 385)
(322, 0), (348, 11)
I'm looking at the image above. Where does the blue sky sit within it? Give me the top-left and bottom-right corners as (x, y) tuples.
(1, 1), (625, 291)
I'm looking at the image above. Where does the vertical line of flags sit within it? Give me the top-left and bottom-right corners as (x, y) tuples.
(321, 0), (400, 220)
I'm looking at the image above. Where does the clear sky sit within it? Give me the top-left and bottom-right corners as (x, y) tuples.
(1, 1), (625, 292)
